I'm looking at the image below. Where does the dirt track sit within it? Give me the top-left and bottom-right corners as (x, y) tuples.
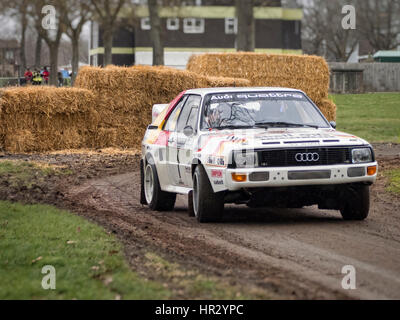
(65, 147), (400, 300)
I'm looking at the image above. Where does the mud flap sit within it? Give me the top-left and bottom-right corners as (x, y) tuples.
(140, 159), (147, 205)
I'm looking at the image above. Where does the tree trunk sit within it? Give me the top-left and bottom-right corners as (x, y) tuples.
(71, 36), (80, 85)
(148, 0), (164, 66)
(103, 28), (113, 66)
(236, 0), (255, 52)
(49, 44), (59, 86)
(35, 34), (42, 68)
(20, 17), (27, 72)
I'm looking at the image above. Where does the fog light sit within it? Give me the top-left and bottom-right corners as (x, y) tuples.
(367, 166), (377, 176)
(231, 173), (247, 182)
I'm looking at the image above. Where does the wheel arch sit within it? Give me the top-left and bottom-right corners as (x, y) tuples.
(191, 158), (202, 177)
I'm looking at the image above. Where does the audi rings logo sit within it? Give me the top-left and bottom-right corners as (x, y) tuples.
(295, 152), (320, 162)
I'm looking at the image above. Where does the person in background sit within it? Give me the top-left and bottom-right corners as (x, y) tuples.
(42, 66), (50, 85)
(24, 68), (33, 85)
(32, 69), (42, 85)
(58, 71), (63, 87)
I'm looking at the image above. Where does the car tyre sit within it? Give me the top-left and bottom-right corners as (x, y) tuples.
(193, 165), (224, 222)
(340, 185), (370, 220)
(144, 162), (176, 211)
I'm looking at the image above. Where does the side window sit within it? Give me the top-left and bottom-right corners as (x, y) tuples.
(176, 95), (201, 133)
(186, 106), (199, 129)
(164, 96), (187, 132)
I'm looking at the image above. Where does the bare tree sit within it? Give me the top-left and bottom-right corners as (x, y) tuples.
(148, 0), (164, 65)
(91, 0), (126, 66)
(236, 0), (255, 52)
(32, 0), (67, 85)
(34, 33), (42, 68)
(303, 0), (358, 61)
(357, 0), (400, 51)
(63, 0), (92, 84)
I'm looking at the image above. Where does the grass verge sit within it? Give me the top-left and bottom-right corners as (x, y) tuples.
(0, 160), (72, 190)
(143, 252), (271, 299)
(384, 169), (400, 195)
(0, 201), (169, 299)
(331, 93), (400, 143)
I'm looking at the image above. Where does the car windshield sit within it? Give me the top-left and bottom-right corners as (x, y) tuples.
(201, 91), (330, 130)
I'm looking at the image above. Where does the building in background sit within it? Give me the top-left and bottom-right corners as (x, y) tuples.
(0, 39), (19, 77)
(89, 0), (303, 68)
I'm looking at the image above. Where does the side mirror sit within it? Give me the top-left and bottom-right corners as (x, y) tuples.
(183, 125), (194, 137)
(152, 104), (168, 123)
(330, 121), (337, 129)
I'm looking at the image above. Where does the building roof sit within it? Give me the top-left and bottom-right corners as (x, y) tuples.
(373, 51), (400, 58)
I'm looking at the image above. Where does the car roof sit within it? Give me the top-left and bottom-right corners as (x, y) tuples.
(185, 87), (305, 96)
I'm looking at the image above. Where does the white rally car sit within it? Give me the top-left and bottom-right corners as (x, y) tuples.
(141, 88), (377, 222)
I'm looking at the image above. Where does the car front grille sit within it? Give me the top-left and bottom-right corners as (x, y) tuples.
(258, 147), (352, 167)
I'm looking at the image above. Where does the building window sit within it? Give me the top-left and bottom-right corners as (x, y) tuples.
(5, 50), (14, 60)
(167, 18), (179, 30)
(225, 18), (237, 34)
(141, 17), (151, 30)
(183, 18), (204, 34)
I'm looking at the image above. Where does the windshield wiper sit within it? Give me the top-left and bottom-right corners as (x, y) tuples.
(255, 122), (319, 129)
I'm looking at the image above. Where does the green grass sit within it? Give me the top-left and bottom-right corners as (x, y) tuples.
(384, 169), (400, 195)
(0, 201), (169, 299)
(331, 93), (400, 143)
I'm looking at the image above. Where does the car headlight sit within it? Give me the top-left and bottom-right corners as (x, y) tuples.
(352, 148), (372, 163)
(234, 151), (258, 168)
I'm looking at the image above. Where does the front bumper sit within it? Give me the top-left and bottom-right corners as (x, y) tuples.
(225, 162), (378, 191)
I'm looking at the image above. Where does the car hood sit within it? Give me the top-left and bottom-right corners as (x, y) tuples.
(197, 127), (369, 158)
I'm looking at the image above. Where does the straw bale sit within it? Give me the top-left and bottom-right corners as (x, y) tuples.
(0, 87), (97, 152)
(317, 98), (337, 122)
(187, 52), (330, 103)
(4, 130), (36, 153)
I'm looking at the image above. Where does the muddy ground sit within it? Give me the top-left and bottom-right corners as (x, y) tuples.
(1, 143), (399, 299)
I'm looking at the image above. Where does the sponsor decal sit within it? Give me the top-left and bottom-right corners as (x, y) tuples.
(211, 169), (223, 178)
(208, 92), (305, 103)
(206, 155), (226, 167)
(213, 180), (224, 185)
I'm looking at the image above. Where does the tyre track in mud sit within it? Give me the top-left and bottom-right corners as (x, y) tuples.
(66, 156), (400, 299)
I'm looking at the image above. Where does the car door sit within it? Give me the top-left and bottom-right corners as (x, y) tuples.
(175, 95), (202, 187)
(165, 96), (187, 186)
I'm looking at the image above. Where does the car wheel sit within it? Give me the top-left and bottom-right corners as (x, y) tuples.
(193, 165), (224, 223)
(144, 163), (176, 211)
(340, 185), (370, 220)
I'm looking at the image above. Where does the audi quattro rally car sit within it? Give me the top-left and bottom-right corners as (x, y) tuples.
(140, 87), (378, 223)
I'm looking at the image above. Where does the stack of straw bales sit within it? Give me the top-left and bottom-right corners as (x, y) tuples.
(187, 52), (336, 121)
(75, 65), (250, 149)
(0, 87), (97, 152)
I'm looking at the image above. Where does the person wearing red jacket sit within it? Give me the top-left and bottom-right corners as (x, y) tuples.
(24, 68), (33, 84)
(42, 67), (50, 85)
